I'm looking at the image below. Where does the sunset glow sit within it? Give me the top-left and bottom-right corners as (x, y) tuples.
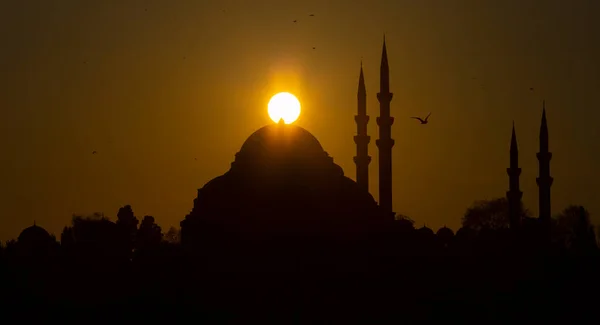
(267, 92), (301, 124)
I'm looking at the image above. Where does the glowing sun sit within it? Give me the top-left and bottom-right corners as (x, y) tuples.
(268, 92), (301, 124)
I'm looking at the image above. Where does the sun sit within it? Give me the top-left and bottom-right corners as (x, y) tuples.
(268, 92), (301, 124)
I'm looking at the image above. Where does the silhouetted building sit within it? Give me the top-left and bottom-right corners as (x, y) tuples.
(181, 121), (389, 245)
(507, 122), (523, 230)
(376, 36), (395, 218)
(16, 222), (56, 259)
(536, 101), (553, 233)
(354, 61), (371, 193)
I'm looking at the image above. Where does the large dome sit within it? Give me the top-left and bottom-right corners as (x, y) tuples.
(238, 123), (326, 159)
(232, 123), (336, 175)
(181, 122), (389, 243)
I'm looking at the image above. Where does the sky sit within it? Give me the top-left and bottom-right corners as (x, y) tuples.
(0, 0), (598, 240)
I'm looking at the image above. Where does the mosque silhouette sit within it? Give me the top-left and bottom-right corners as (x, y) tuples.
(6, 37), (597, 325)
(12, 38), (555, 255)
(179, 37), (553, 244)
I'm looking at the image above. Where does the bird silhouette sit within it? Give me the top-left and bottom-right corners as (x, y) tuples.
(312, 47), (316, 50)
(411, 113), (431, 124)
(92, 151), (97, 154)
(309, 14), (314, 16)
(293, 20), (297, 23)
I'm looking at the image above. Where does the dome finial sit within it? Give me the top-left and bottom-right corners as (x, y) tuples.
(278, 118), (284, 125)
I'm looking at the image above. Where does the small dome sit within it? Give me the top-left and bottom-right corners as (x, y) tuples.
(436, 226), (455, 238)
(18, 224), (51, 243)
(237, 123), (326, 160)
(417, 225), (434, 236)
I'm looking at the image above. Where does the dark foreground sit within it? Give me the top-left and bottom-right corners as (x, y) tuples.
(1, 245), (598, 323)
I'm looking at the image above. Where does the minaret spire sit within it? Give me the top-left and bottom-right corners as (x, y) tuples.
(379, 36), (390, 94)
(376, 36), (395, 219)
(536, 100), (553, 234)
(354, 62), (371, 192)
(507, 121), (523, 231)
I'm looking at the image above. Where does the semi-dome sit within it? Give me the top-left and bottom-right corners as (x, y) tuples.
(18, 224), (51, 243)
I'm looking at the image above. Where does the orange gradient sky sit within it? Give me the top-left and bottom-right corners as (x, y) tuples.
(0, 0), (599, 240)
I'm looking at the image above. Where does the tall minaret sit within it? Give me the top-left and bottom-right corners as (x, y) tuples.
(507, 122), (523, 231)
(536, 101), (553, 230)
(354, 61), (371, 193)
(376, 36), (395, 217)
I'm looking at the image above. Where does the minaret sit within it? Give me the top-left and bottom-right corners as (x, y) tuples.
(354, 61), (371, 193)
(536, 101), (553, 230)
(376, 36), (395, 217)
(506, 122), (523, 231)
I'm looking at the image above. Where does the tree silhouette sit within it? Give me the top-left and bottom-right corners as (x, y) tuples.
(61, 213), (120, 259)
(394, 214), (415, 230)
(5, 239), (17, 251)
(462, 197), (531, 232)
(137, 216), (163, 250)
(60, 226), (74, 248)
(554, 205), (597, 252)
(116, 205), (139, 253)
(163, 226), (181, 244)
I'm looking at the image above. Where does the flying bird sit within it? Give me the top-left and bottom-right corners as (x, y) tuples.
(312, 47), (316, 50)
(529, 87), (534, 91)
(92, 151), (97, 154)
(293, 20), (297, 23)
(309, 14), (314, 16)
(411, 113), (431, 125)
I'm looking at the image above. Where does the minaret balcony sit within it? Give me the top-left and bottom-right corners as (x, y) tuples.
(376, 116), (395, 126)
(536, 177), (554, 187)
(353, 155), (372, 165)
(376, 92), (394, 101)
(506, 190), (523, 201)
(354, 115), (370, 124)
(376, 138), (395, 149)
(354, 135), (371, 145)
